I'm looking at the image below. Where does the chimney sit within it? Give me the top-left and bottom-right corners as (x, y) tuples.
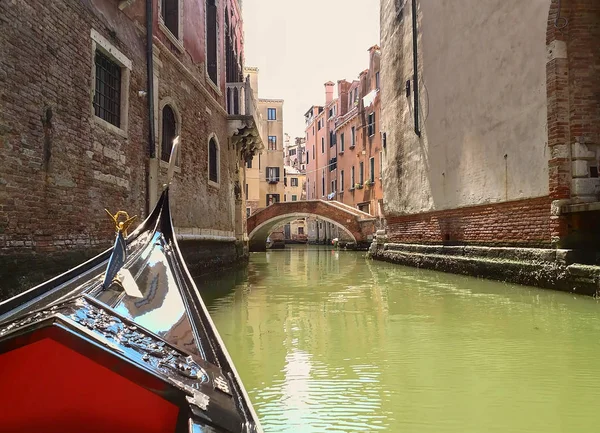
(324, 81), (335, 105)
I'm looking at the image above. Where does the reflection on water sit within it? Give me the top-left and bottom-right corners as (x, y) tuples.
(204, 245), (600, 432)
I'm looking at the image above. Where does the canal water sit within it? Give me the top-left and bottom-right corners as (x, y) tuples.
(200, 246), (600, 432)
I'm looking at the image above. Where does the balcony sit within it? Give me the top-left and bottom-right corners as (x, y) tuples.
(227, 76), (263, 163)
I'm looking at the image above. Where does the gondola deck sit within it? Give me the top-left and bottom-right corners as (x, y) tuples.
(0, 144), (262, 433)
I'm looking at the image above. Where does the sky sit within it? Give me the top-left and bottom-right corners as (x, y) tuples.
(242, 0), (381, 139)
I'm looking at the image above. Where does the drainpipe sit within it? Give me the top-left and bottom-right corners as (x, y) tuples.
(411, 0), (421, 137)
(146, 0), (156, 214)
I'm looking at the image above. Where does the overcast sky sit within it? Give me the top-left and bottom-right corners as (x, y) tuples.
(242, 0), (381, 139)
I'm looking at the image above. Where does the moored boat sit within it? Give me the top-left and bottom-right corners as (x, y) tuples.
(0, 141), (262, 433)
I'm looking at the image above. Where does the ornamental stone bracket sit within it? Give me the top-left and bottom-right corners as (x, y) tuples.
(228, 118), (263, 163)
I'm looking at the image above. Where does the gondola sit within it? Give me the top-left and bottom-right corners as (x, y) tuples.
(0, 139), (263, 433)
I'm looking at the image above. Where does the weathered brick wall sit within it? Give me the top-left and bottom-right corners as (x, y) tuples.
(153, 43), (236, 233)
(546, 0), (600, 246)
(0, 0), (245, 294)
(385, 197), (552, 247)
(0, 0), (148, 258)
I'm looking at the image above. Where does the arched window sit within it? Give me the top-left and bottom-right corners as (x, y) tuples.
(209, 136), (219, 183)
(161, 105), (177, 162)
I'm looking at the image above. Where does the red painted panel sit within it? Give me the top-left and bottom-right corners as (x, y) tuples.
(0, 338), (179, 433)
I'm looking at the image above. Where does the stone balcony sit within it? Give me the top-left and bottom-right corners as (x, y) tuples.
(227, 77), (263, 163)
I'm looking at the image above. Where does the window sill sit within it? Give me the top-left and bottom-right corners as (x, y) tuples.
(338, 151), (344, 155)
(349, 145), (355, 149)
(208, 180), (220, 189)
(205, 74), (222, 97)
(159, 159), (181, 173)
(159, 21), (184, 53)
(93, 116), (128, 139)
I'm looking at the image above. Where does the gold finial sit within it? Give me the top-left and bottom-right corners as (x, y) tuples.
(105, 209), (137, 236)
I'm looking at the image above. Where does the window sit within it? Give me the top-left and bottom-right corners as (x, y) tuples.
(291, 178), (298, 187)
(161, 0), (179, 37)
(318, 119), (322, 130)
(267, 108), (277, 120)
(369, 157), (375, 183)
(206, 0), (218, 85)
(258, 154), (261, 169)
(245, 183), (248, 199)
(359, 161), (364, 184)
(322, 170), (325, 196)
(284, 177), (287, 187)
(312, 145), (315, 160)
(292, 195), (298, 201)
(331, 179), (336, 193)
(268, 135), (277, 150)
(266, 194), (280, 205)
(307, 150), (310, 163)
(247, 158), (252, 169)
(351, 166), (355, 187)
(351, 126), (356, 146)
(340, 133), (345, 152)
(298, 227), (304, 235)
(91, 30), (131, 134)
(94, 51), (122, 127)
(208, 137), (219, 183)
(161, 105), (177, 162)
(375, 71), (380, 90)
(368, 112), (375, 136)
(289, 148), (296, 156)
(329, 131), (336, 147)
(266, 167), (280, 183)
(321, 137), (324, 153)
(379, 151), (383, 179)
(358, 203), (370, 214)
(246, 207), (251, 217)
(340, 170), (344, 192)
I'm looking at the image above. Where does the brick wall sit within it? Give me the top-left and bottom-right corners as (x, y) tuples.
(0, 0), (244, 290)
(0, 0), (148, 258)
(386, 197), (553, 247)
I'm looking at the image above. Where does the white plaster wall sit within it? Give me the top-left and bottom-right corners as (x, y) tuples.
(381, 0), (550, 215)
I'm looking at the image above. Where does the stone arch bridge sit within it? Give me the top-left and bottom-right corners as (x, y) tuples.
(247, 200), (377, 252)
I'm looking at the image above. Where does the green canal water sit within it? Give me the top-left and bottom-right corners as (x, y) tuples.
(201, 246), (600, 432)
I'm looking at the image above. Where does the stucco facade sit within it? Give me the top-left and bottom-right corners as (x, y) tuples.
(380, 0), (599, 252)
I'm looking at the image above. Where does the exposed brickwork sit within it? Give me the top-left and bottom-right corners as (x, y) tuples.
(385, 197), (553, 248)
(0, 0), (247, 287)
(0, 0), (148, 257)
(546, 0), (600, 246)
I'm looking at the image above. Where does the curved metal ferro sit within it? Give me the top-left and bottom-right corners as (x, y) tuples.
(167, 136), (180, 186)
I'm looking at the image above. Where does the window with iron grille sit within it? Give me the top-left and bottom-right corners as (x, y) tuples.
(209, 138), (219, 182)
(368, 112), (375, 136)
(161, 0), (179, 37)
(267, 108), (277, 120)
(161, 105), (176, 162)
(94, 50), (121, 127)
(268, 135), (277, 150)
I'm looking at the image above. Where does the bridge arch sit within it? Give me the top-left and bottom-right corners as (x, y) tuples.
(246, 200), (376, 252)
